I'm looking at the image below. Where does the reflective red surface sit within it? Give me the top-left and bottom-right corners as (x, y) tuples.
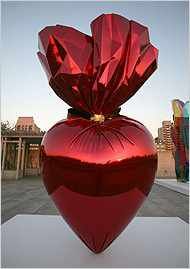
(38, 13), (158, 116)
(38, 13), (158, 253)
(41, 115), (157, 253)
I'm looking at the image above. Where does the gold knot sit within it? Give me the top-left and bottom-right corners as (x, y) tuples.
(90, 114), (105, 123)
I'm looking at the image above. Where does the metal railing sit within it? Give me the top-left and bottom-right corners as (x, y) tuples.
(2, 130), (46, 136)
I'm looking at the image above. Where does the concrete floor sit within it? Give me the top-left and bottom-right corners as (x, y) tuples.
(1, 176), (189, 224)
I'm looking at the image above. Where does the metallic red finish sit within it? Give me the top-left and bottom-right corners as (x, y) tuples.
(38, 13), (158, 253)
(41, 115), (157, 253)
(37, 13), (158, 116)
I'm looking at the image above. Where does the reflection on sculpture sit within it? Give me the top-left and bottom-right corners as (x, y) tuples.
(171, 99), (189, 182)
(37, 13), (158, 253)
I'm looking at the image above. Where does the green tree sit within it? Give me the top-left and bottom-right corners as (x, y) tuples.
(1, 121), (16, 135)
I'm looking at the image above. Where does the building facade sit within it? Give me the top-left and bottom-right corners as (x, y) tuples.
(162, 121), (174, 150)
(1, 117), (44, 180)
(15, 117), (41, 134)
(155, 121), (176, 178)
(158, 127), (163, 143)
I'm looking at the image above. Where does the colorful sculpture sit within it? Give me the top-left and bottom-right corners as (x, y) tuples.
(38, 13), (158, 253)
(182, 101), (189, 181)
(171, 99), (189, 181)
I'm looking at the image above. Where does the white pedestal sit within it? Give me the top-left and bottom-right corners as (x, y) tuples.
(2, 215), (189, 268)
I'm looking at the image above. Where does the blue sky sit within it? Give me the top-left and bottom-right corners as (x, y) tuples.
(2, 1), (189, 137)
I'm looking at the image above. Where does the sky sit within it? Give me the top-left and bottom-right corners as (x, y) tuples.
(1, 1), (189, 137)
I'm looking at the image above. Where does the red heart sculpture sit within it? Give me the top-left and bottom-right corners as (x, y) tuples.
(40, 115), (157, 253)
(38, 13), (158, 253)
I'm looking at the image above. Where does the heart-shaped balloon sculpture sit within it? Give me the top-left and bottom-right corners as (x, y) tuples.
(38, 13), (158, 253)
